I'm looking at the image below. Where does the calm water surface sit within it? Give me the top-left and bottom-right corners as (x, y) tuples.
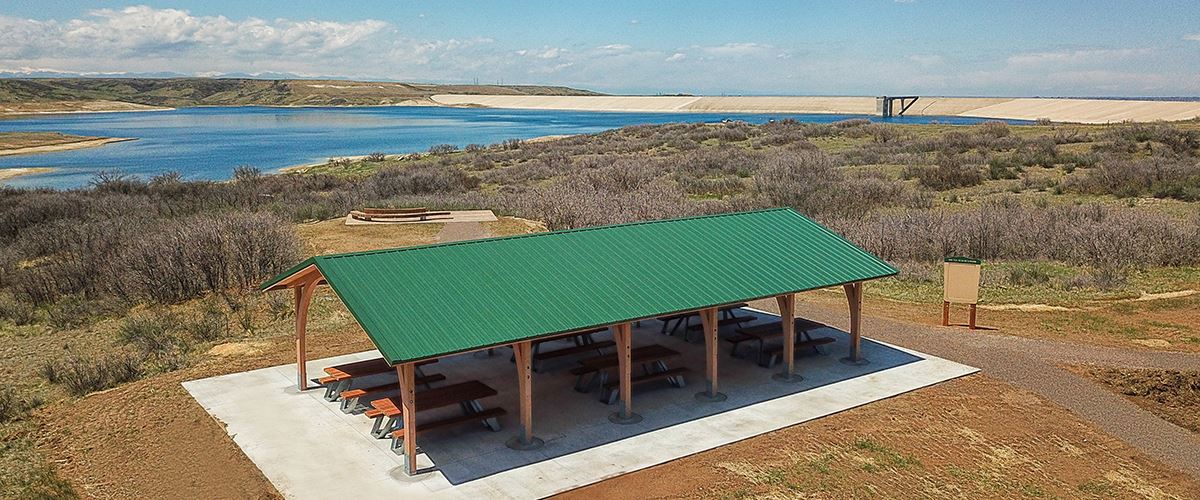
(0, 106), (1017, 189)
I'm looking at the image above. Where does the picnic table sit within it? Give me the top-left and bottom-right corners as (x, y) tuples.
(317, 357), (436, 402)
(570, 344), (688, 403)
(526, 327), (614, 372)
(338, 371), (446, 413)
(365, 380), (505, 445)
(725, 318), (833, 367)
(657, 303), (754, 341)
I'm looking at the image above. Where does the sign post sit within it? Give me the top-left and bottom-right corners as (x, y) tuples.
(942, 256), (981, 329)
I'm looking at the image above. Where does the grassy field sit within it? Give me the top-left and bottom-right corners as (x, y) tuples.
(0, 78), (600, 111)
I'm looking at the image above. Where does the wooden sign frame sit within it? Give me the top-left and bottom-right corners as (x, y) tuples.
(942, 256), (981, 329)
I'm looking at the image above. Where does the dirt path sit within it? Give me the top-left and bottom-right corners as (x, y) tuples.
(436, 221), (490, 242)
(754, 298), (1200, 479)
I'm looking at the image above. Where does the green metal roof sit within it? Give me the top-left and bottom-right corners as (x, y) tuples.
(262, 208), (897, 364)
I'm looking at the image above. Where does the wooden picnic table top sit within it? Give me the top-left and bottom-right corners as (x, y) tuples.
(735, 318), (826, 338)
(323, 357), (436, 381)
(575, 344), (681, 371)
(370, 380), (497, 416)
(656, 303), (748, 322)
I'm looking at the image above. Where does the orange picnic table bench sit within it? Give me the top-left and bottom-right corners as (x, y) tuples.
(317, 357), (437, 402)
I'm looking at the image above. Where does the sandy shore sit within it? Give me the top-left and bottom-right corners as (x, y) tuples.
(432, 95), (1200, 124)
(0, 100), (170, 116)
(0, 167), (55, 181)
(0, 137), (135, 157)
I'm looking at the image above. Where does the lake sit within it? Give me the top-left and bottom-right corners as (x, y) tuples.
(0, 106), (1015, 189)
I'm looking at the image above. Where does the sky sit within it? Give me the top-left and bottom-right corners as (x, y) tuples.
(0, 1), (1198, 97)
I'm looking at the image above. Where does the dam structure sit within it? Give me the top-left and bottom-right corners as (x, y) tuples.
(876, 96), (920, 117)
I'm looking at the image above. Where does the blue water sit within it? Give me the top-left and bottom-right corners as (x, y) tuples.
(0, 106), (1015, 189)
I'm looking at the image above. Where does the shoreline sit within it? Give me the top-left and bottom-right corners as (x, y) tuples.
(0, 137), (136, 157)
(0, 167), (55, 182)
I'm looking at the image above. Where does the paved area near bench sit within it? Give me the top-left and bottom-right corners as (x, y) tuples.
(183, 310), (975, 499)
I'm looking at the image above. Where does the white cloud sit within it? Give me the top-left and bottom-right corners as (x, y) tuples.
(664, 52), (686, 62)
(1005, 48), (1150, 67)
(907, 54), (943, 66)
(598, 44), (631, 52)
(696, 42), (772, 57)
(1185, 33), (1200, 41)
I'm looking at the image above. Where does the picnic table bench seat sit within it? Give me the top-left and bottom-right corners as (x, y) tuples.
(318, 357), (436, 401)
(337, 372), (447, 413)
(368, 380), (502, 439)
(600, 366), (689, 404)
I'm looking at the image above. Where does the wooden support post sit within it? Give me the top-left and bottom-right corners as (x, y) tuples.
(293, 283), (317, 391)
(506, 341), (544, 450)
(608, 323), (641, 424)
(695, 307), (727, 401)
(396, 363), (418, 475)
(773, 294), (801, 382)
(968, 304), (977, 330)
(942, 301), (950, 326)
(841, 282), (868, 365)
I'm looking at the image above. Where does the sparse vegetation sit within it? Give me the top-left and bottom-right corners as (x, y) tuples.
(2, 117), (1200, 497)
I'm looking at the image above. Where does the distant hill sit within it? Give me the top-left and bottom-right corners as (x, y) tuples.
(0, 78), (602, 110)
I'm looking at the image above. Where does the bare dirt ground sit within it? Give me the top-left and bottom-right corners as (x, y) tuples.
(1082, 367), (1200, 434)
(0, 133), (134, 157)
(559, 375), (1200, 499)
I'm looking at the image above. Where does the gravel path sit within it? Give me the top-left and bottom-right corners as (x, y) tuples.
(436, 221), (490, 243)
(750, 299), (1200, 479)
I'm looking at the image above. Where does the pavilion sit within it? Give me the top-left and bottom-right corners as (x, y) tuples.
(260, 207), (898, 475)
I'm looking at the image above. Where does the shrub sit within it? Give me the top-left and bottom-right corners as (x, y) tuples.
(902, 155), (984, 190)
(185, 298), (230, 342)
(0, 292), (37, 325)
(428, 143), (458, 154)
(977, 121), (1011, 138)
(119, 310), (186, 357)
(41, 351), (144, 396)
(370, 165), (480, 197)
(0, 388), (43, 422)
(365, 152), (387, 162)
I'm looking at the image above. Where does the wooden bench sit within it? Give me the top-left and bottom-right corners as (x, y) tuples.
(362, 207), (427, 215)
(350, 210), (452, 222)
(570, 344), (683, 393)
(725, 318), (830, 365)
(320, 358), (437, 401)
(338, 372), (447, 413)
(601, 367), (689, 404)
(368, 380), (502, 439)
